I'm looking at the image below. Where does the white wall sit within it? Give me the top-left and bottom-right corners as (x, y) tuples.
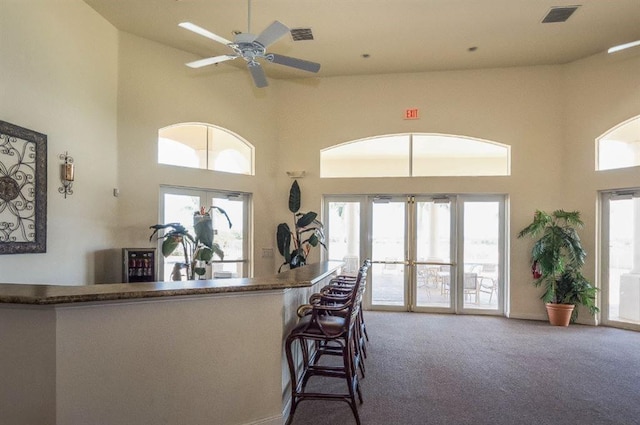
(0, 305), (56, 425)
(115, 31), (280, 279)
(275, 67), (567, 320)
(562, 50), (640, 322)
(271, 55), (640, 322)
(0, 292), (286, 425)
(0, 0), (118, 284)
(55, 294), (284, 425)
(2, 1), (640, 322)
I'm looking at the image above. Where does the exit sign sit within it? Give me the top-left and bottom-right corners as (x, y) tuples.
(404, 108), (419, 120)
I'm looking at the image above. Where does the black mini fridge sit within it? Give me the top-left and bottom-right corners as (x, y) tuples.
(122, 248), (157, 283)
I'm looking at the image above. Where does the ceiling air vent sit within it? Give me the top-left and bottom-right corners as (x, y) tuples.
(290, 28), (314, 41)
(541, 5), (580, 23)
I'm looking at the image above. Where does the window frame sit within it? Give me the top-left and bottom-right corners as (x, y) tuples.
(320, 133), (510, 178)
(158, 185), (252, 280)
(158, 122), (255, 175)
(596, 115), (640, 171)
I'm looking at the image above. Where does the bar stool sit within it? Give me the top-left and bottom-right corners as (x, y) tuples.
(285, 264), (369, 425)
(308, 260), (371, 369)
(300, 263), (370, 378)
(324, 262), (371, 349)
(297, 261), (370, 372)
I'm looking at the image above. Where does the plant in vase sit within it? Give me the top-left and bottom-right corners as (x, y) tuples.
(517, 209), (598, 325)
(276, 180), (326, 272)
(149, 206), (232, 280)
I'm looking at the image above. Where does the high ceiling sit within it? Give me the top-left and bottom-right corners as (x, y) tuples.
(83, 0), (640, 81)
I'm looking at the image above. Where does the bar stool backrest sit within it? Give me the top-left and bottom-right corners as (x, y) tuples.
(301, 261), (369, 338)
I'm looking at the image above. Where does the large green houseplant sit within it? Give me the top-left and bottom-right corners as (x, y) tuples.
(517, 210), (598, 325)
(276, 180), (326, 272)
(149, 206), (231, 280)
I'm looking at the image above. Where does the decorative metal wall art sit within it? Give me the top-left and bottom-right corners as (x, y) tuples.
(0, 120), (47, 254)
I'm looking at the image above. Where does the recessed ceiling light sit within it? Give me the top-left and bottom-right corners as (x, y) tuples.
(608, 40), (640, 54)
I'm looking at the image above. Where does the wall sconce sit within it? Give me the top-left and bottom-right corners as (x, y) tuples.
(286, 171), (306, 178)
(58, 152), (74, 198)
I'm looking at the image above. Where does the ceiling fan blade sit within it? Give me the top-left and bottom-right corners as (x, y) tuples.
(179, 22), (233, 46)
(247, 62), (268, 88)
(185, 55), (238, 68)
(254, 20), (290, 48)
(267, 53), (321, 73)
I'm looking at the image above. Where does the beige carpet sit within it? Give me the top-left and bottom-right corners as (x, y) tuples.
(286, 312), (640, 425)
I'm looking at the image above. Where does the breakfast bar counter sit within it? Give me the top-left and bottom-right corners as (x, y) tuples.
(0, 261), (342, 425)
(0, 261), (339, 305)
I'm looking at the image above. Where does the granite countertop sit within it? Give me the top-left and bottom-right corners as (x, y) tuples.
(0, 261), (342, 305)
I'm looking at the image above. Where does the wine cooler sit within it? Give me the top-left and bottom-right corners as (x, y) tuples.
(122, 248), (157, 283)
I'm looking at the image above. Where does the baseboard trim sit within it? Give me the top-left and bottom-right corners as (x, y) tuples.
(508, 312), (547, 321)
(282, 396), (292, 424)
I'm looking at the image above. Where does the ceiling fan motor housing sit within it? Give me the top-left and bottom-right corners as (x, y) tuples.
(232, 33), (267, 61)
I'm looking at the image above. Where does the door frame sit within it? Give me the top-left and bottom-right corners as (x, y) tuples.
(367, 194), (411, 312)
(456, 194), (507, 316)
(409, 194), (457, 314)
(599, 189), (640, 331)
(324, 193), (507, 316)
(159, 185), (252, 280)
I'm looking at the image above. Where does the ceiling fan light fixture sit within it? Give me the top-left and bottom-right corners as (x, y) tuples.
(608, 40), (640, 54)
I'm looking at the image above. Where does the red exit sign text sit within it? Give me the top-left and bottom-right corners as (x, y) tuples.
(404, 108), (419, 120)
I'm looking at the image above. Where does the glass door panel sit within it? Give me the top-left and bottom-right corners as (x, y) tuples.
(324, 193), (505, 315)
(162, 193), (200, 281)
(604, 194), (640, 329)
(462, 201), (500, 311)
(415, 199), (453, 309)
(209, 196), (248, 278)
(326, 200), (361, 275)
(371, 200), (406, 308)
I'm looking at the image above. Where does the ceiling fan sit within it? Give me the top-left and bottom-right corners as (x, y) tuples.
(178, 1), (320, 88)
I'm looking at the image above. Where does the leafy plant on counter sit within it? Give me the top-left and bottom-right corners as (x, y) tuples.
(276, 180), (326, 272)
(149, 206), (232, 280)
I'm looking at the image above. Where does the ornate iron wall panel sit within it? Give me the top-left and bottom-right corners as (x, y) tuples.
(0, 120), (47, 254)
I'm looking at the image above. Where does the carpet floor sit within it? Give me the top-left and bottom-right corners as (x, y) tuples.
(286, 312), (640, 425)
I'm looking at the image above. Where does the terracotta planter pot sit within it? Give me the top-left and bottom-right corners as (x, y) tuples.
(545, 303), (575, 326)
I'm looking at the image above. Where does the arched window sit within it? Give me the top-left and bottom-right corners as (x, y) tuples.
(320, 133), (510, 178)
(597, 115), (640, 171)
(158, 123), (254, 175)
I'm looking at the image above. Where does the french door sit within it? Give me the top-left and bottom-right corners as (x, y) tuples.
(325, 194), (505, 315)
(159, 186), (251, 281)
(601, 190), (640, 331)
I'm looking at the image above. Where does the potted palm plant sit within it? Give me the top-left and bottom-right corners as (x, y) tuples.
(276, 180), (326, 272)
(149, 206), (231, 280)
(517, 210), (598, 325)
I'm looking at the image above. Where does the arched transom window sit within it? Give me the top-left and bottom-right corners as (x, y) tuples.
(320, 133), (510, 178)
(597, 115), (640, 171)
(158, 123), (254, 175)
